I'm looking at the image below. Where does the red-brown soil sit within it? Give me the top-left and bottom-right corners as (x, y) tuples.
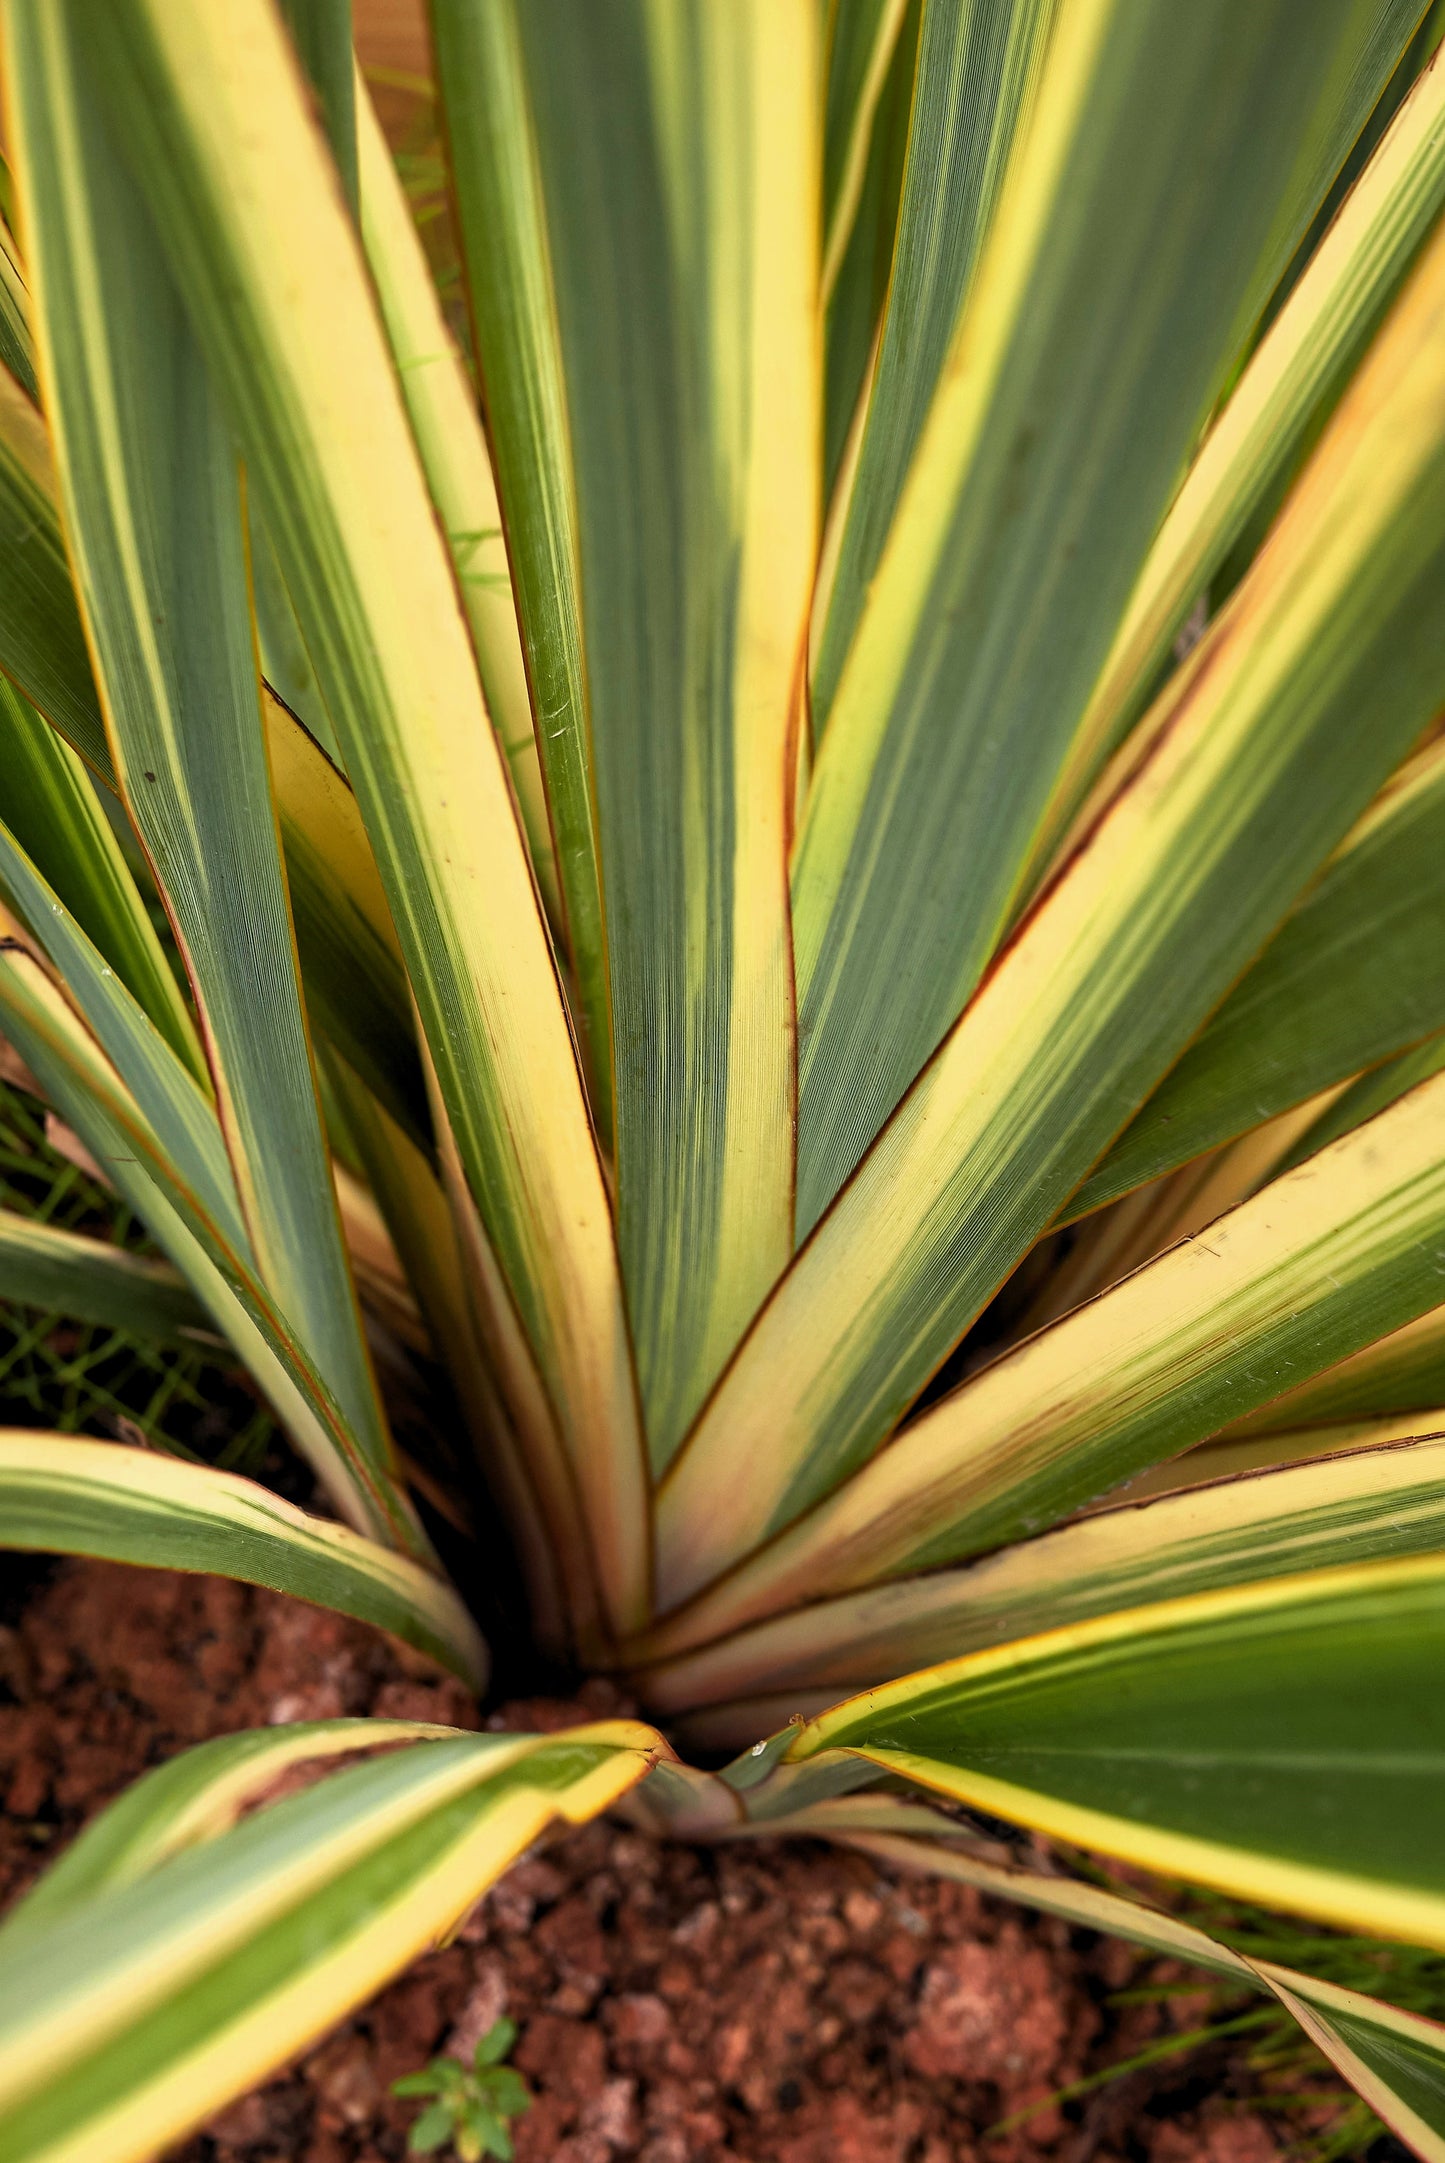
(0, 1560), (1372, 2163)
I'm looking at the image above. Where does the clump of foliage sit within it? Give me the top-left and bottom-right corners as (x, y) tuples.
(3, 4), (1445, 2162)
(391, 2020), (531, 2163)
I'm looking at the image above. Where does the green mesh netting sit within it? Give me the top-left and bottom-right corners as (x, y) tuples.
(0, 1079), (274, 1472)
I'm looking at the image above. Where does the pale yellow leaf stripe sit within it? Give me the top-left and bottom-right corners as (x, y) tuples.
(821, 0), (913, 305)
(1029, 32), (1445, 881)
(0, 1725), (661, 2163)
(353, 70), (560, 935)
(658, 189), (1445, 1604)
(792, 1553), (1445, 1948)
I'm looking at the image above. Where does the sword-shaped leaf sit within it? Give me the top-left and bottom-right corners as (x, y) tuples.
(0, 361), (105, 771)
(821, 0), (914, 307)
(71, 0), (649, 1633)
(1030, 36), (1445, 879)
(0, 207), (36, 401)
(0, 672), (202, 1078)
(0, 373), (428, 1150)
(0, 1721), (659, 2163)
(1272, 1029), (1445, 1177)
(810, 0), (1059, 740)
(659, 198), (1445, 1604)
(0, 1432), (486, 1684)
(1222, 1300), (1445, 1438)
(7, 3), (395, 1491)
(791, 0), (1429, 1232)
(662, 1071), (1445, 1639)
(278, 0), (357, 213)
(819, 0), (917, 496)
(0, 1209), (209, 1342)
(1071, 734), (1445, 1220)
(788, 1553), (1445, 1949)
(431, 4), (610, 1136)
(354, 70), (560, 938)
(440, 0), (818, 1466)
(638, 1430), (1445, 1709)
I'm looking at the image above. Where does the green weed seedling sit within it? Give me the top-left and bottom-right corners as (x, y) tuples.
(392, 2019), (532, 2161)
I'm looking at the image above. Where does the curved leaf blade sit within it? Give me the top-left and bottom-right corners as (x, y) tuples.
(0, 921), (416, 1545)
(0, 674), (202, 1080)
(638, 1428), (1445, 1708)
(1071, 735), (1445, 1219)
(444, 0), (818, 1466)
(1030, 35), (1445, 878)
(0, 1432), (487, 1685)
(0, 1210), (210, 1342)
(0, 1723), (660, 2163)
(791, 1553), (1445, 1948)
(354, 69), (560, 941)
(664, 1067), (1445, 1637)
(7, 1), (398, 1487)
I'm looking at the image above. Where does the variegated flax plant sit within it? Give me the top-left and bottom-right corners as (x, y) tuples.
(7, 0), (1445, 2154)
